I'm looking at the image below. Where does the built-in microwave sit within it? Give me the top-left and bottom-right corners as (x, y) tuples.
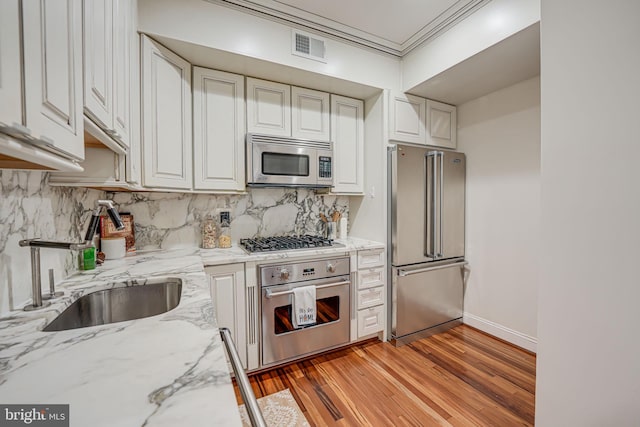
(246, 133), (333, 188)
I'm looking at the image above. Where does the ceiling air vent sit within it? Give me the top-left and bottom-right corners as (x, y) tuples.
(292, 30), (326, 63)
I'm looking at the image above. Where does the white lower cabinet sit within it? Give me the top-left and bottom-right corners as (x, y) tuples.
(357, 286), (384, 309)
(352, 248), (386, 340)
(206, 263), (247, 369)
(357, 306), (385, 337)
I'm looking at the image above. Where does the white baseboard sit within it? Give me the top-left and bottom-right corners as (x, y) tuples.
(463, 312), (537, 353)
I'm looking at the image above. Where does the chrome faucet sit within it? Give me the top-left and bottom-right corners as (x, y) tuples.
(19, 200), (125, 311)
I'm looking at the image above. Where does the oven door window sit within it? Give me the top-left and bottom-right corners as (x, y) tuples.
(273, 296), (340, 334)
(262, 152), (309, 177)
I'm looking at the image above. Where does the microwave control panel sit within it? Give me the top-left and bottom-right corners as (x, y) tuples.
(319, 156), (332, 178)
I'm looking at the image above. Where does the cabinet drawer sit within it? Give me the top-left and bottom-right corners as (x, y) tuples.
(357, 305), (384, 337)
(357, 267), (385, 290)
(357, 286), (384, 310)
(357, 248), (384, 269)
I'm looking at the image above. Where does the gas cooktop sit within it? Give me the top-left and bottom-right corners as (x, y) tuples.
(239, 235), (341, 253)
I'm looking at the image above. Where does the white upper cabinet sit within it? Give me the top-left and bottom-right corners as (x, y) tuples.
(193, 67), (245, 192)
(0, 0), (23, 133)
(389, 93), (426, 145)
(426, 99), (457, 149)
(112, 0), (133, 147)
(83, 0), (113, 132)
(21, 0), (84, 160)
(246, 78), (291, 137)
(331, 94), (364, 194)
(291, 86), (330, 141)
(389, 92), (457, 149)
(83, 0), (133, 149)
(141, 35), (192, 189)
(247, 78), (331, 141)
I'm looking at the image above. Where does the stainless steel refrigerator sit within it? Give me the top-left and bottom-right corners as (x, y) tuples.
(387, 143), (467, 346)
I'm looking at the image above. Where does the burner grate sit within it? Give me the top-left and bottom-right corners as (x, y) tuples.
(240, 235), (334, 253)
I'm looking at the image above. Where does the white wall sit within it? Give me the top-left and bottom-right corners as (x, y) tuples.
(458, 76), (540, 352)
(402, 0), (540, 93)
(348, 91), (387, 242)
(536, 1), (640, 425)
(138, 0), (401, 92)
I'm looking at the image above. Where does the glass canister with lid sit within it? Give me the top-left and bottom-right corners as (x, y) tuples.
(202, 216), (217, 249)
(218, 210), (232, 248)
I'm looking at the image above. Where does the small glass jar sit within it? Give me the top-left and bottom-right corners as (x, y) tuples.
(218, 211), (232, 248)
(218, 227), (231, 248)
(202, 217), (217, 249)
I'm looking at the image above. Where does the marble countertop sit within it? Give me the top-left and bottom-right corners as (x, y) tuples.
(0, 236), (384, 426)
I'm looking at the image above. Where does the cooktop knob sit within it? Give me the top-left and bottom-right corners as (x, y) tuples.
(279, 268), (290, 280)
(327, 263), (336, 273)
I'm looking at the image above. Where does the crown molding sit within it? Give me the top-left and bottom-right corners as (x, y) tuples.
(204, 0), (492, 57)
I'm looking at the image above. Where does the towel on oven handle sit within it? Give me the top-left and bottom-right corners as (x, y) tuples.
(292, 286), (316, 328)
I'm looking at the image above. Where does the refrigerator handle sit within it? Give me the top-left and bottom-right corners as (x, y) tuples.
(398, 260), (468, 276)
(425, 152), (437, 258)
(438, 152), (444, 258)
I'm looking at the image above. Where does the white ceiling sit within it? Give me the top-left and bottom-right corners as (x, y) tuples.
(197, 0), (541, 104)
(273, 0), (459, 45)
(210, 0), (492, 56)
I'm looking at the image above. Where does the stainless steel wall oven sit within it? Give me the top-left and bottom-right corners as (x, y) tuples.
(260, 256), (350, 367)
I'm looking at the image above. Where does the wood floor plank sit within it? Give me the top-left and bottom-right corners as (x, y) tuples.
(412, 339), (535, 424)
(235, 325), (536, 426)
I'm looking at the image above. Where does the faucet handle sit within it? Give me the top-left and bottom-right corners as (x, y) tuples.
(106, 206), (124, 230)
(19, 238), (42, 247)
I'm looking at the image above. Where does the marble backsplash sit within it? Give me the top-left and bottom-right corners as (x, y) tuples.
(0, 171), (105, 315)
(110, 188), (349, 250)
(0, 171), (349, 314)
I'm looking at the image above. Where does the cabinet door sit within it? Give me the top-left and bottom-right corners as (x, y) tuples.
(426, 99), (457, 149)
(23, 0), (84, 160)
(389, 93), (426, 145)
(331, 95), (364, 194)
(357, 286), (385, 310)
(0, 0), (23, 132)
(357, 248), (385, 269)
(141, 35), (192, 189)
(83, 0), (113, 131)
(125, 1), (141, 185)
(246, 77), (291, 137)
(358, 305), (384, 338)
(193, 68), (245, 191)
(358, 267), (385, 290)
(291, 86), (330, 141)
(207, 264), (247, 369)
(111, 0), (132, 148)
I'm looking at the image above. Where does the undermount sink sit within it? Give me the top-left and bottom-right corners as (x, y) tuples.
(43, 278), (182, 332)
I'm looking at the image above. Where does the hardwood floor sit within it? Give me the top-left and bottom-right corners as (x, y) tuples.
(235, 325), (536, 426)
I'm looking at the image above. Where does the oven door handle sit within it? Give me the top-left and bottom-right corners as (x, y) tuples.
(265, 280), (350, 298)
